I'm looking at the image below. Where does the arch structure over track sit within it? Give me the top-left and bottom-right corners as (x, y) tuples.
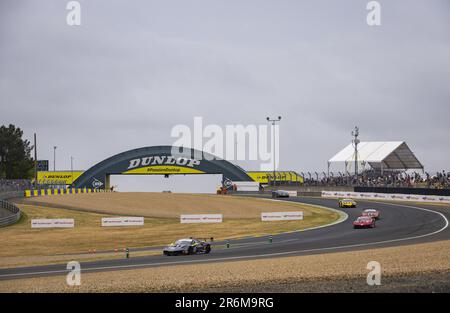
(72, 146), (252, 190)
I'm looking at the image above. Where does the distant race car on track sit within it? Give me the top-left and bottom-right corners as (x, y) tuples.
(163, 238), (211, 256)
(272, 190), (290, 198)
(362, 209), (380, 220)
(353, 216), (376, 229)
(338, 198), (357, 208)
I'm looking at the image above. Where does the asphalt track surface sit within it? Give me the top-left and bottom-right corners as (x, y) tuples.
(0, 196), (448, 281)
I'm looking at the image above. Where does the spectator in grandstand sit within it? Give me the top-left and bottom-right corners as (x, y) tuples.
(299, 170), (449, 189)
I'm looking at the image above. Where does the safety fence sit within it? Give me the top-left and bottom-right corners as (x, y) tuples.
(24, 188), (109, 198)
(0, 199), (21, 228)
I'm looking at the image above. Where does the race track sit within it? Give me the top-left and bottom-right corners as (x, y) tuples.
(0, 196), (448, 280)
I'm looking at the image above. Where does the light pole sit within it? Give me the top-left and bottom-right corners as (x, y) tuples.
(34, 133), (38, 189)
(266, 116), (281, 187)
(70, 156), (74, 186)
(53, 146), (57, 171)
(351, 126), (360, 181)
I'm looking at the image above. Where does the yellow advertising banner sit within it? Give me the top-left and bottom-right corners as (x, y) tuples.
(247, 172), (270, 183)
(246, 171), (304, 184)
(37, 171), (84, 185)
(123, 166), (206, 175)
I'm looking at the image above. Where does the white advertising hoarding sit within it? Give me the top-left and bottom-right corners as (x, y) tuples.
(180, 214), (223, 223)
(261, 211), (303, 221)
(234, 182), (260, 192)
(31, 219), (74, 228)
(321, 191), (450, 203)
(101, 217), (144, 227)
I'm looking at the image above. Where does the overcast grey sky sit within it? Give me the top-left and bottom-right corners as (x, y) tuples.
(1, 0), (449, 182)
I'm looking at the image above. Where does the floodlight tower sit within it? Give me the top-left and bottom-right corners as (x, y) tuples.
(351, 126), (360, 178)
(266, 116), (281, 186)
(71, 156), (74, 186)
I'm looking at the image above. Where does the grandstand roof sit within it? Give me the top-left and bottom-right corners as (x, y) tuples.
(328, 141), (423, 170)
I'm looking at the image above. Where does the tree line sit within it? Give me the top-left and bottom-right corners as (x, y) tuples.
(0, 124), (34, 179)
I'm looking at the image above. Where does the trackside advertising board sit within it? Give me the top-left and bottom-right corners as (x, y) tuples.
(234, 181), (260, 192)
(101, 217), (144, 227)
(322, 191), (450, 204)
(180, 214), (223, 223)
(31, 219), (75, 228)
(261, 212), (303, 221)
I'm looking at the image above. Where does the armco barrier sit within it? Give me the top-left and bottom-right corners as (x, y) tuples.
(0, 199), (21, 228)
(322, 191), (450, 204)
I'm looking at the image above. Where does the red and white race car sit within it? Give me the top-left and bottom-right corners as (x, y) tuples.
(362, 209), (380, 220)
(353, 216), (376, 229)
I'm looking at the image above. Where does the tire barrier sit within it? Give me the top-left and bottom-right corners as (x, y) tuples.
(0, 199), (21, 228)
(24, 188), (109, 198)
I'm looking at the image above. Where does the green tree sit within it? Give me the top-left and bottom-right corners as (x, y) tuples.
(0, 124), (34, 179)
